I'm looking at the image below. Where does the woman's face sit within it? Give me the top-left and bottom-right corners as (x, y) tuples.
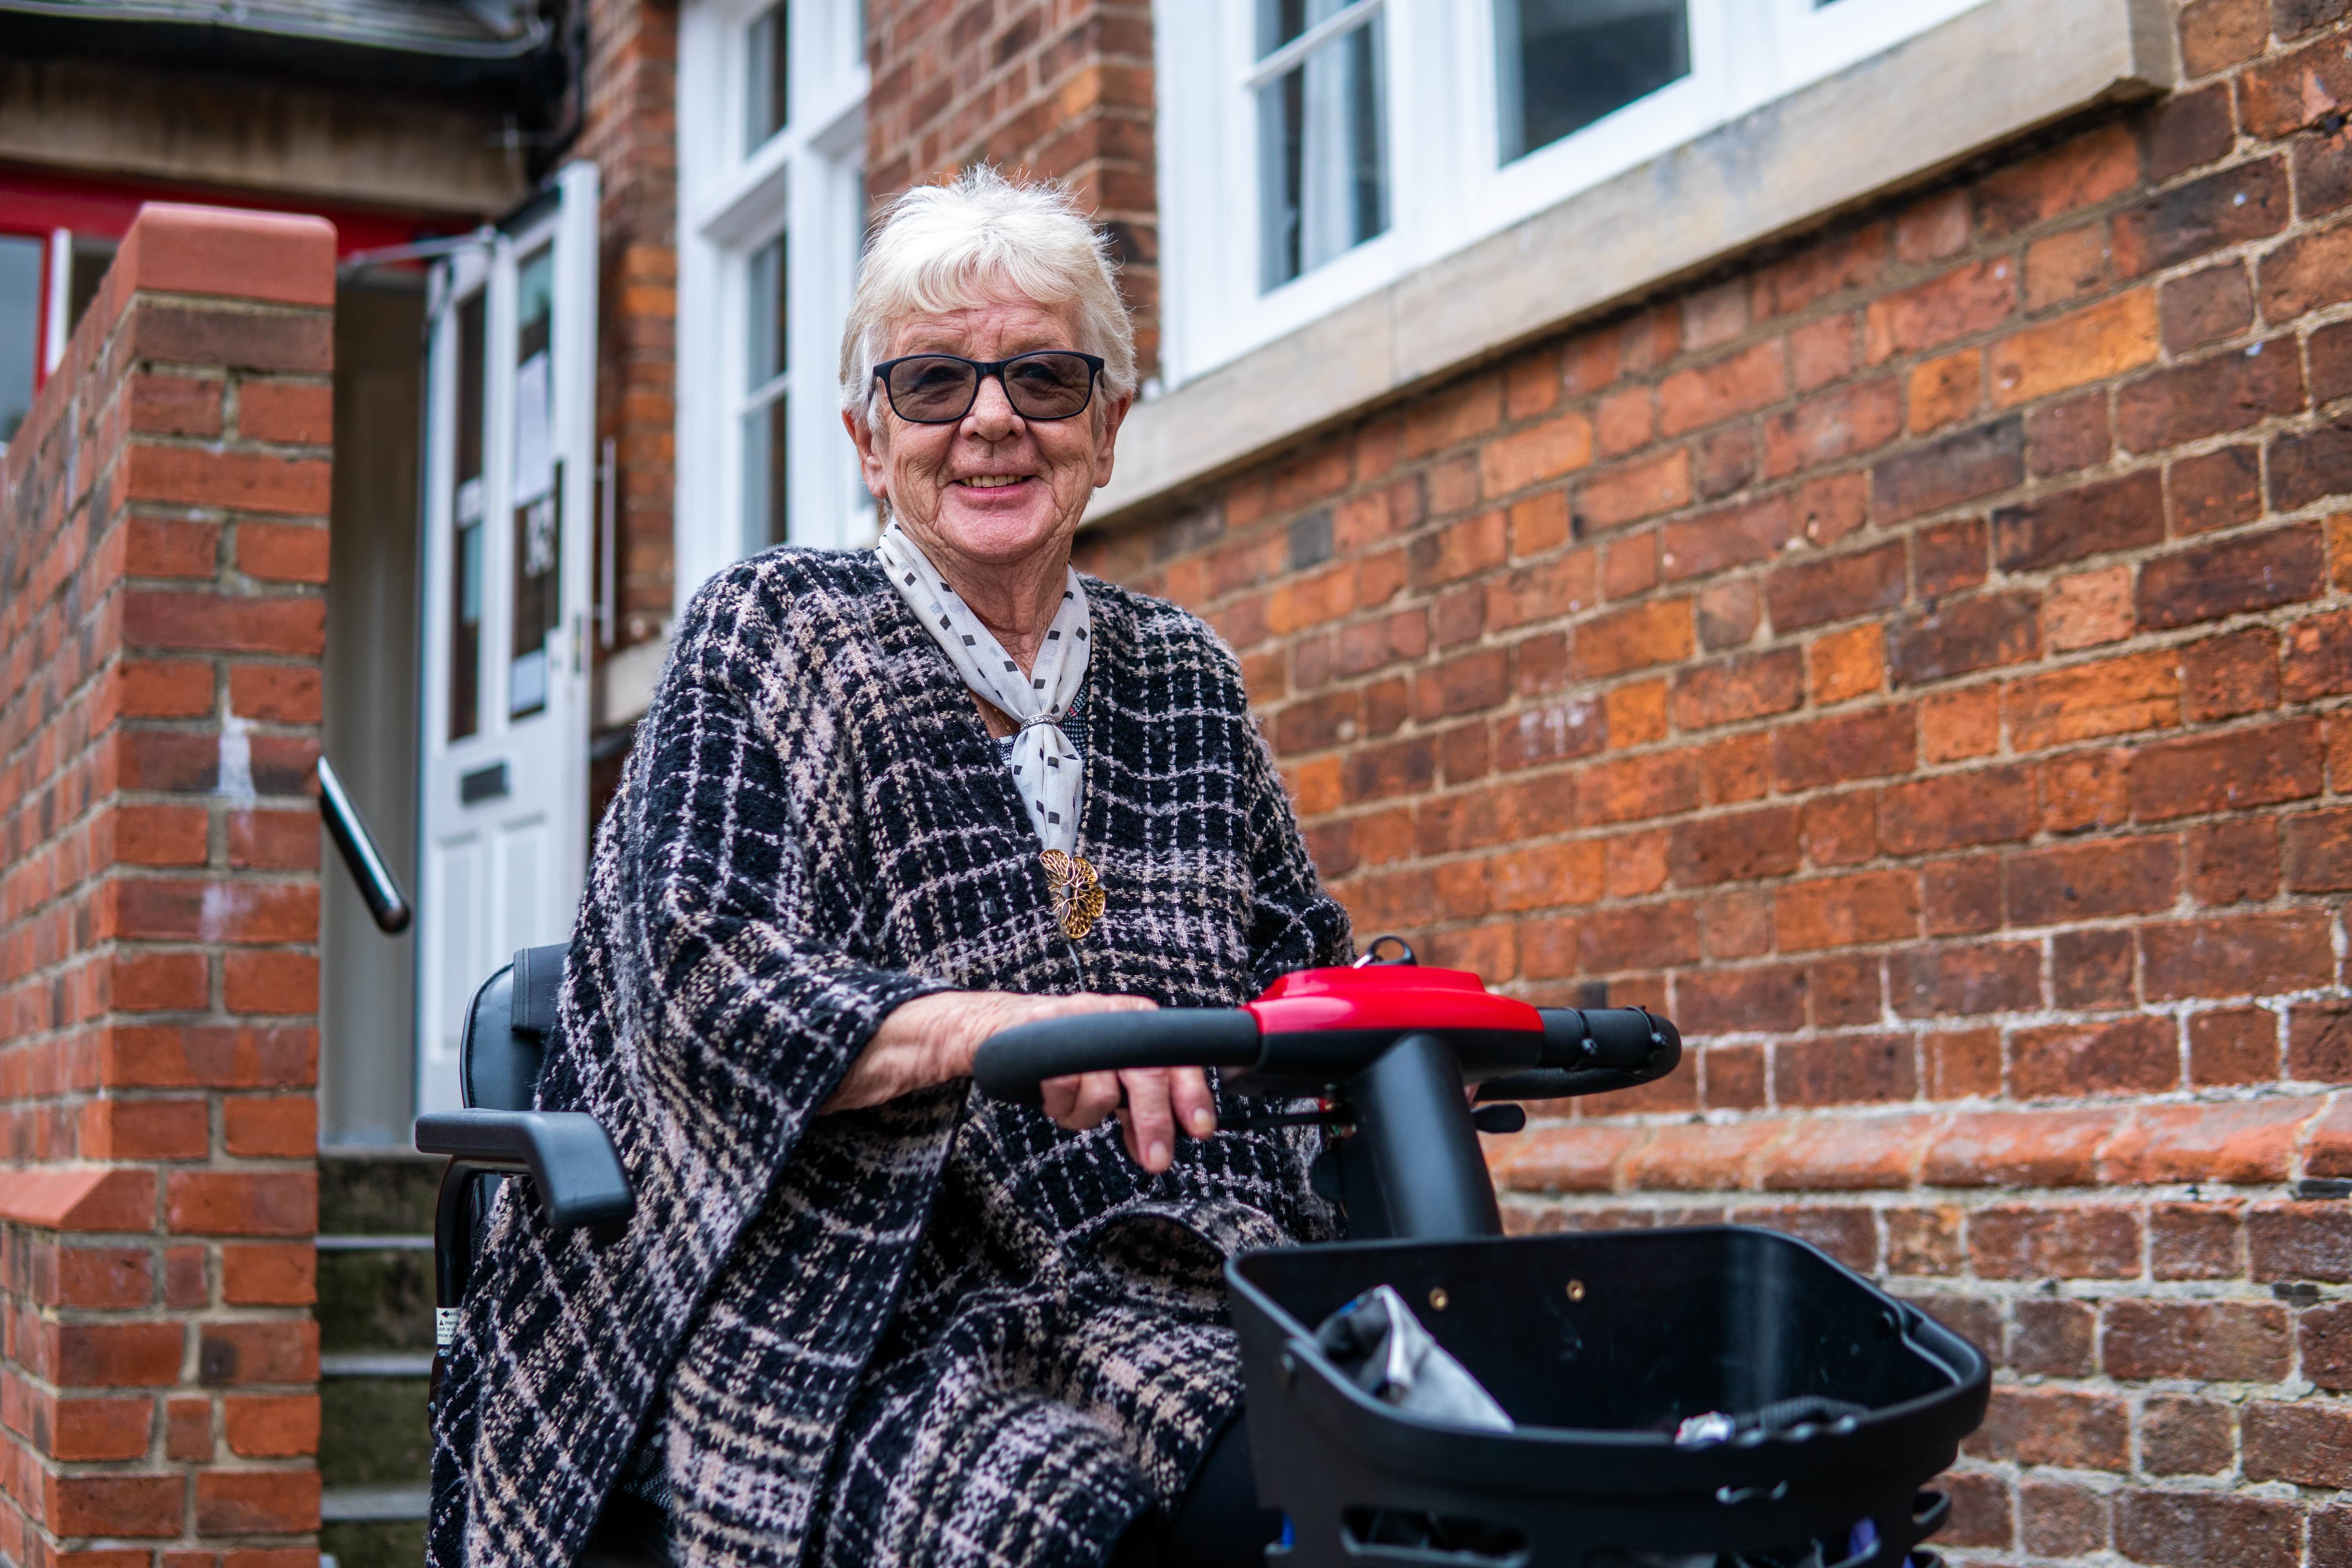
(847, 292), (1131, 573)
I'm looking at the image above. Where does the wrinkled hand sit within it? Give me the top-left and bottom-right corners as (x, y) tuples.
(830, 991), (1216, 1173)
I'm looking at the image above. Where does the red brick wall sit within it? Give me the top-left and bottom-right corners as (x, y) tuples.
(1073, 5), (2352, 1559)
(0, 204), (329, 1568)
(866, 0), (1160, 378)
(582, 0), (681, 660)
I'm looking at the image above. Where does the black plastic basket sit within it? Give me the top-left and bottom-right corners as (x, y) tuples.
(1227, 1225), (1990, 1568)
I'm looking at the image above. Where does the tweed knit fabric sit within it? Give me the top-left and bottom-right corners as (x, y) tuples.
(427, 546), (1351, 1568)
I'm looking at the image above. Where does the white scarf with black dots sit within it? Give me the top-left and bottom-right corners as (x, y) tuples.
(876, 523), (1092, 855)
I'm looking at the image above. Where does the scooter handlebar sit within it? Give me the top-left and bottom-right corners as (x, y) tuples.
(971, 1003), (1682, 1105)
(971, 1008), (1262, 1105)
(1538, 1006), (1682, 1071)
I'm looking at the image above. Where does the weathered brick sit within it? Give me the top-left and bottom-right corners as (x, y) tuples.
(1577, 450), (1690, 530)
(2007, 650), (2179, 751)
(1989, 290), (2161, 409)
(2270, 418), (2352, 512)
(2258, 217), (2352, 321)
(1894, 941), (2039, 1018)
(1864, 260), (2017, 363)
(2013, 1015), (2179, 1098)
(1775, 871), (1918, 952)
(1762, 379), (1901, 477)
(1872, 417), (2025, 523)
(2115, 1489), (2299, 1568)
(2129, 718), (2324, 821)
(2141, 1395), (2236, 1475)
(1668, 650), (1800, 733)
(1888, 593), (2039, 687)
(1968, 1387), (2129, 1470)
(2170, 443), (2262, 535)
(1990, 469), (2162, 572)
(1571, 600), (1693, 679)
(2050, 567), (2152, 677)
(2009, 1298), (2097, 1375)
(2180, 0), (2267, 76)
(1879, 767), (2036, 855)
(2023, 222), (2110, 314)
(2142, 909), (2337, 998)
(1971, 1203), (2142, 1278)
(1976, 122), (2141, 237)
(2190, 1004), (2279, 1085)
(1668, 808), (1802, 887)
(1657, 342), (1785, 437)
(2139, 523), (2324, 630)
(2007, 835), (2180, 925)
(2116, 338), (2306, 455)
(1765, 540), (1906, 633)
(2114, 158), (2289, 278)
(2160, 261), (2254, 353)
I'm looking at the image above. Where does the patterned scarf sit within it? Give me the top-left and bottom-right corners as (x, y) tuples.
(875, 523), (1093, 856)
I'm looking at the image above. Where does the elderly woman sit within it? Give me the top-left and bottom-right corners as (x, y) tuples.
(428, 168), (1351, 1568)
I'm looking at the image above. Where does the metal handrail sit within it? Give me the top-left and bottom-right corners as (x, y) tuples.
(319, 755), (413, 934)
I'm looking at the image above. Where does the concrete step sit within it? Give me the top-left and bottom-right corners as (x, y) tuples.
(317, 1146), (443, 1552)
(321, 1517), (428, 1568)
(321, 1372), (432, 1490)
(320, 1148), (443, 1236)
(318, 1239), (435, 1356)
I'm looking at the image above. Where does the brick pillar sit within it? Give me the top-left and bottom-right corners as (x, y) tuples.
(0, 203), (331, 1568)
(865, 0), (1161, 381)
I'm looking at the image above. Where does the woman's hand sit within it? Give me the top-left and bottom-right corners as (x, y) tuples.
(828, 991), (1217, 1173)
(1041, 1061), (1216, 1176)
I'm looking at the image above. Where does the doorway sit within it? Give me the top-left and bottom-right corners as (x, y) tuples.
(321, 277), (424, 1148)
(414, 165), (600, 1117)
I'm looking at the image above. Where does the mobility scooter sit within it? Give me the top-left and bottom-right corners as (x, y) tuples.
(419, 939), (1987, 1567)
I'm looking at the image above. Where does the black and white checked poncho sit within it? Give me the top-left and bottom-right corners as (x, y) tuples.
(428, 546), (1351, 1568)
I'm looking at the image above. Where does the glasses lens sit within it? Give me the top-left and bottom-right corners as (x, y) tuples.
(1002, 353), (1096, 419)
(886, 357), (980, 421)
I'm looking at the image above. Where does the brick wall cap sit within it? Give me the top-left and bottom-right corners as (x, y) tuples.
(2307, 1094), (2352, 1179)
(1498, 1097), (2343, 1198)
(2102, 1096), (2331, 1185)
(1763, 1112), (1939, 1191)
(1922, 1107), (2129, 1187)
(1490, 1122), (1648, 1194)
(118, 203), (337, 310)
(0, 1167), (158, 1231)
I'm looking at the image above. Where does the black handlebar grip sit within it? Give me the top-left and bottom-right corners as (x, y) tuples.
(1537, 1007), (1683, 1073)
(972, 1009), (1262, 1105)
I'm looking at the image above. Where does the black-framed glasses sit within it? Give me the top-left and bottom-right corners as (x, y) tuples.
(872, 350), (1106, 424)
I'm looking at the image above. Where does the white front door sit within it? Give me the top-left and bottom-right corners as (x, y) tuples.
(415, 163), (600, 1116)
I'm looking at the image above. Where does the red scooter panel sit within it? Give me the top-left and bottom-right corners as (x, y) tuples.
(1244, 962), (1543, 1039)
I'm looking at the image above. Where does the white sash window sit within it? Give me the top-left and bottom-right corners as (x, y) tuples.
(675, 0), (872, 608)
(1158, 0), (1998, 388)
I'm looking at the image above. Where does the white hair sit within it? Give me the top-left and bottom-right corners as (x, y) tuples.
(838, 166), (1138, 425)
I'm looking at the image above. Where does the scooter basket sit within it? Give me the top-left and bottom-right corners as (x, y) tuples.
(1228, 1225), (1989, 1568)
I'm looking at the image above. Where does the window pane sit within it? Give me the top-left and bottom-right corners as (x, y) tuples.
(1257, 15), (1388, 291)
(743, 394), (789, 552)
(0, 234), (42, 445)
(747, 2), (790, 152)
(449, 293), (486, 742)
(747, 233), (788, 392)
(510, 246), (559, 721)
(1495, 0), (1691, 164)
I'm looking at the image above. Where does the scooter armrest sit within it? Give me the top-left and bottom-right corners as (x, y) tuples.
(414, 1111), (634, 1232)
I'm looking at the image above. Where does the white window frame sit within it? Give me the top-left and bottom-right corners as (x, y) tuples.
(1158, 0), (1998, 389)
(675, 0), (872, 615)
